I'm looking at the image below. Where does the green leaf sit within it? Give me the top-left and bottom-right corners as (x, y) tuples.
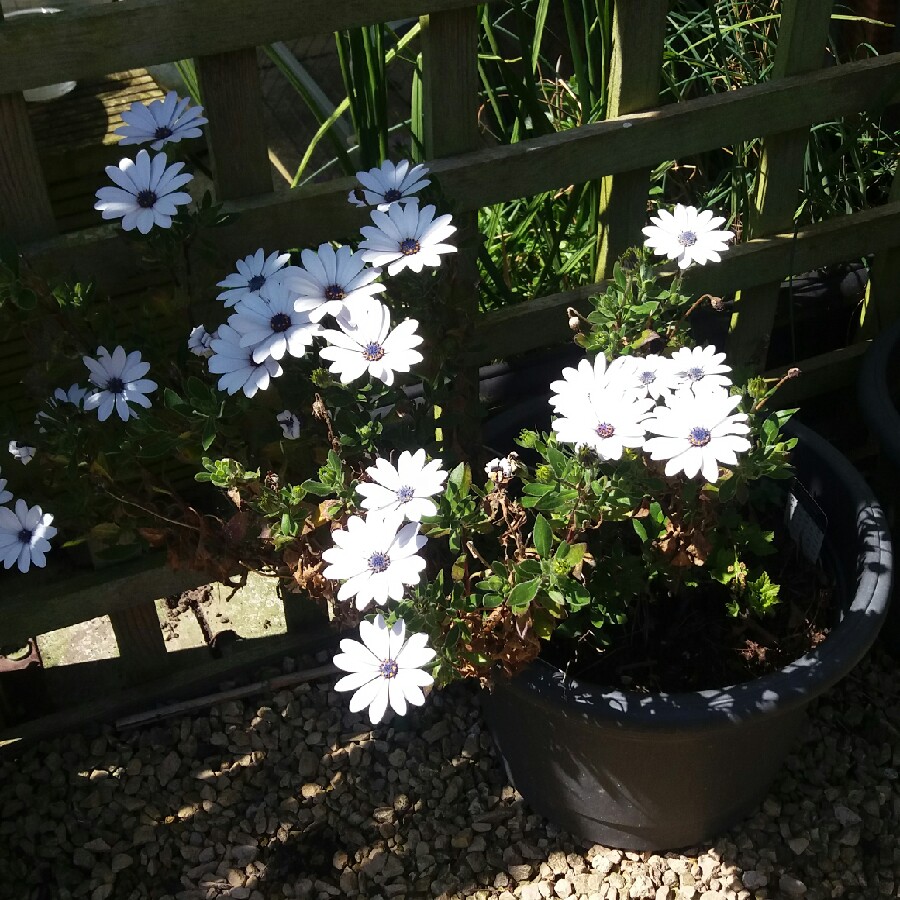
(508, 578), (541, 612)
(448, 462), (471, 495)
(533, 514), (552, 558)
(200, 417), (216, 451)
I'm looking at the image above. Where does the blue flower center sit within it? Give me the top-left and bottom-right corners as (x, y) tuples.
(383, 188), (403, 203)
(379, 658), (399, 679)
(368, 551), (390, 573)
(247, 274), (266, 292)
(270, 313), (292, 333)
(400, 238), (420, 256)
(17, 528), (31, 545)
(677, 230), (698, 247)
(689, 426), (711, 447)
(154, 125), (173, 140)
(136, 189), (157, 209)
(595, 422), (615, 439)
(397, 485), (415, 503)
(639, 370), (656, 385)
(106, 377), (125, 394)
(324, 284), (345, 302)
(363, 342), (385, 362)
(685, 366), (704, 381)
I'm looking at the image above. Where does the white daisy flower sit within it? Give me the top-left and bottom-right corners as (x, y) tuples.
(188, 325), (215, 358)
(616, 354), (678, 402)
(322, 513), (427, 611)
(276, 409), (301, 440)
(207, 323), (283, 398)
(94, 149), (193, 234)
(669, 345), (733, 395)
(278, 244), (385, 322)
(643, 388), (751, 484)
(357, 450), (448, 522)
(0, 499), (57, 573)
(485, 455), (518, 483)
(228, 288), (322, 364)
(319, 300), (423, 386)
(8, 441), (36, 465)
(333, 614), (435, 724)
(0, 468), (12, 505)
(553, 386), (655, 461)
(359, 202), (457, 276)
(549, 354), (638, 414)
(115, 91), (208, 151)
(53, 383), (89, 407)
(642, 204), (734, 270)
(348, 160), (431, 210)
(35, 384), (88, 433)
(82, 346), (158, 423)
(217, 249), (291, 308)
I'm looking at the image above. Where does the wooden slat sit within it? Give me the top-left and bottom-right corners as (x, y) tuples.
(857, 163), (900, 338)
(0, 625), (337, 754)
(0, 89), (56, 242)
(195, 49), (273, 201)
(420, 6), (482, 458)
(728, 1), (835, 370)
(594, 0), (668, 279)
(761, 341), (871, 407)
(19, 52), (900, 296)
(470, 200), (900, 363)
(0, 0), (499, 95)
(109, 603), (169, 683)
(0, 552), (208, 648)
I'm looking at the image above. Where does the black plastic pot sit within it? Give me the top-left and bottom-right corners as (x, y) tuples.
(481, 414), (892, 851)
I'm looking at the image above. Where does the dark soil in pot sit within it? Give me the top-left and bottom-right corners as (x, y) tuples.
(482, 404), (892, 851)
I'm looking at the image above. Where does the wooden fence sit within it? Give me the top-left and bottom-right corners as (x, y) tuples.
(1, 0), (899, 749)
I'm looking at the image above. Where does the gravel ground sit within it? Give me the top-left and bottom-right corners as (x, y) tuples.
(2, 645), (899, 900)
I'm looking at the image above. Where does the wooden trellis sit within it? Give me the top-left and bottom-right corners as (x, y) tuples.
(1, 0), (899, 749)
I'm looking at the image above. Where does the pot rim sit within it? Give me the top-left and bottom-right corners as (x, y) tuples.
(494, 420), (893, 733)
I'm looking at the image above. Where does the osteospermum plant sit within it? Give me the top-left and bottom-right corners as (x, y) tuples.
(1, 88), (807, 728)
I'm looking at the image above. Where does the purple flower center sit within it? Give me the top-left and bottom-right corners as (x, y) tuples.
(677, 230), (698, 247)
(136, 189), (158, 209)
(17, 528), (31, 545)
(270, 313), (292, 333)
(368, 551), (390, 573)
(154, 125), (173, 140)
(379, 658), (399, 679)
(595, 422), (615, 439)
(399, 238), (420, 256)
(247, 274), (266, 292)
(397, 486), (415, 503)
(685, 366), (704, 382)
(383, 188), (403, 203)
(363, 342), (385, 362)
(324, 284), (345, 302)
(106, 377), (125, 394)
(639, 370), (656, 385)
(689, 426), (711, 447)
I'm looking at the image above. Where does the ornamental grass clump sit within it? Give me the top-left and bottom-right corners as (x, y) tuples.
(0, 92), (803, 726)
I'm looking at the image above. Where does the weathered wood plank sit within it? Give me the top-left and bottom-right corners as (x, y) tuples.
(0, 552), (208, 647)
(19, 52), (900, 295)
(108, 602), (169, 683)
(0, 90), (56, 241)
(195, 49), (272, 201)
(420, 6), (482, 457)
(857, 163), (900, 338)
(728, 1), (835, 370)
(0, 624), (338, 754)
(469, 200), (900, 363)
(0, 0), (500, 95)
(761, 341), (870, 407)
(594, 0), (669, 279)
